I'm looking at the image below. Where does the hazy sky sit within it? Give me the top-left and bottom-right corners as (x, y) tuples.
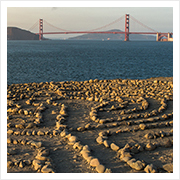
(7, 7), (173, 39)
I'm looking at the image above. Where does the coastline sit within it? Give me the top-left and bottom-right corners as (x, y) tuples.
(7, 77), (173, 173)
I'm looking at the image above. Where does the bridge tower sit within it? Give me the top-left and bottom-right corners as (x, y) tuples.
(39, 19), (43, 40)
(124, 14), (130, 41)
(168, 33), (173, 41)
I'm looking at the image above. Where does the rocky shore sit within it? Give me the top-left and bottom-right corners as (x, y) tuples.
(7, 77), (173, 173)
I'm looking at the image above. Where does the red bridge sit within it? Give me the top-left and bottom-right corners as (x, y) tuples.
(29, 14), (173, 41)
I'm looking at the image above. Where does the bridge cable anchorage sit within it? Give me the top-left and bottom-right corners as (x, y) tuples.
(28, 21), (38, 32)
(130, 15), (157, 32)
(88, 15), (124, 31)
(44, 20), (72, 32)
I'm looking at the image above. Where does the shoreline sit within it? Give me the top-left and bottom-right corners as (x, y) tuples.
(7, 76), (173, 86)
(7, 77), (173, 173)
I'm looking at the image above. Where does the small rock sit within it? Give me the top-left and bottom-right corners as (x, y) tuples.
(121, 156), (131, 162)
(90, 158), (100, 167)
(137, 145), (144, 152)
(34, 163), (42, 171)
(99, 119), (106, 124)
(14, 160), (20, 166)
(41, 165), (54, 173)
(13, 139), (18, 144)
(56, 114), (62, 121)
(7, 161), (13, 167)
(144, 133), (154, 139)
(60, 130), (68, 137)
(163, 163), (173, 173)
(73, 142), (83, 151)
(83, 145), (91, 151)
(85, 123), (91, 129)
(32, 130), (37, 135)
(19, 161), (25, 168)
(26, 140), (33, 145)
(21, 139), (27, 145)
(81, 151), (91, 160)
(69, 136), (78, 143)
(26, 131), (32, 136)
(26, 123), (34, 129)
(103, 140), (110, 148)
(110, 143), (120, 151)
(77, 126), (85, 132)
(32, 159), (45, 166)
(59, 109), (68, 117)
(160, 130), (166, 137)
(96, 136), (104, 145)
(144, 164), (157, 173)
(37, 131), (45, 136)
(15, 124), (24, 129)
(96, 164), (105, 173)
(104, 168), (112, 173)
(7, 129), (14, 135)
(7, 138), (12, 144)
(145, 143), (156, 151)
(31, 141), (42, 148)
(139, 123), (146, 130)
(24, 110), (29, 115)
(131, 160), (145, 171)
(86, 156), (94, 163)
(52, 110), (57, 114)
(56, 121), (62, 129)
(21, 130), (26, 135)
(35, 155), (47, 161)
(14, 131), (21, 135)
(53, 130), (60, 136)
(120, 152), (132, 159)
(127, 158), (136, 166)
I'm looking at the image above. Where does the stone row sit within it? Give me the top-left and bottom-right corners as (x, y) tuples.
(88, 99), (171, 126)
(96, 131), (173, 173)
(144, 130), (173, 140)
(59, 129), (111, 173)
(7, 129), (62, 137)
(55, 104), (68, 130)
(115, 120), (173, 134)
(53, 104), (112, 174)
(75, 112), (173, 133)
(7, 78), (173, 105)
(7, 138), (55, 173)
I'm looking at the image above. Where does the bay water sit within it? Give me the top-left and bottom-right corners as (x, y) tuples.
(7, 40), (173, 85)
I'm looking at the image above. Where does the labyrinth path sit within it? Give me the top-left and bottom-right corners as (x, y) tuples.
(7, 77), (173, 173)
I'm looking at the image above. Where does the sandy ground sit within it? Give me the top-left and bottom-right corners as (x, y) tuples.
(7, 77), (173, 173)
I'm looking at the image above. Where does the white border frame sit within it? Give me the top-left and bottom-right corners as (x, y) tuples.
(1, 1), (179, 180)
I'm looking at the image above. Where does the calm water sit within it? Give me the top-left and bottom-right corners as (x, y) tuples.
(7, 40), (173, 85)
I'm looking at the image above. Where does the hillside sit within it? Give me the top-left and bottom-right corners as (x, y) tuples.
(7, 27), (40, 40)
(69, 29), (156, 41)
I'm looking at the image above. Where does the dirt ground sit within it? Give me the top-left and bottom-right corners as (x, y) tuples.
(7, 77), (173, 173)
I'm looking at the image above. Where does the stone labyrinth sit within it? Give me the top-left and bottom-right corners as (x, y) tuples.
(7, 78), (173, 173)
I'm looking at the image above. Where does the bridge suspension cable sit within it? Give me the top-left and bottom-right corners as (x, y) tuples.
(43, 16), (125, 32)
(130, 15), (157, 32)
(28, 21), (38, 31)
(44, 20), (72, 32)
(89, 15), (124, 31)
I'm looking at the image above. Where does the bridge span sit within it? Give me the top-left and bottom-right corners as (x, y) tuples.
(35, 14), (173, 41)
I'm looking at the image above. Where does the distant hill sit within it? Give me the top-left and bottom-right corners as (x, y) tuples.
(7, 27), (46, 40)
(69, 29), (156, 41)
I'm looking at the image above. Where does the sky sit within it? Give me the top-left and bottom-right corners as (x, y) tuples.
(7, 7), (173, 39)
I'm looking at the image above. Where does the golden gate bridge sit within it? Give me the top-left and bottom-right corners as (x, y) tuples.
(28, 14), (173, 41)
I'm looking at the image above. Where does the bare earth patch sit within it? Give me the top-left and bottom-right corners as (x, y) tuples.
(7, 77), (173, 173)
